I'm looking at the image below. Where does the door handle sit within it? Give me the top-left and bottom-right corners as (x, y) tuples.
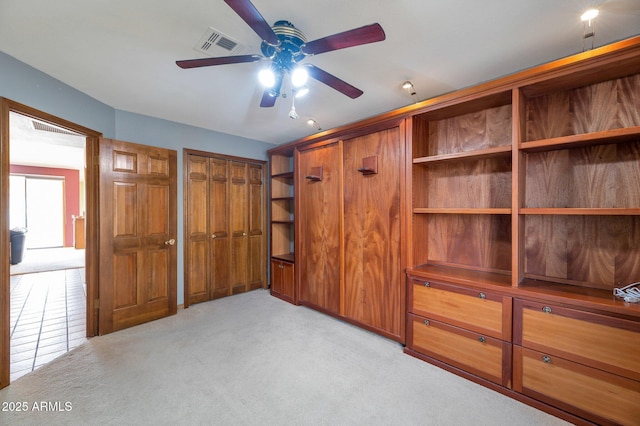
(164, 238), (175, 246)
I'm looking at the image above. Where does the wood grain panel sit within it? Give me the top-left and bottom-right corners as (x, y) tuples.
(427, 214), (511, 272)
(147, 185), (168, 235)
(113, 252), (137, 309)
(526, 73), (640, 141)
(525, 142), (640, 208)
(113, 150), (137, 173)
(525, 215), (640, 289)
(148, 249), (168, 301)
(409, 315), (509, 386)
(188, 239), (208, 299)
(189, 179), (207, 233)
(230, 161), (248, 294)
(618, 74), (640, 128)
(113, 182), (137, 237)
(343, 127), (403, 337)
(427, 157), (511, 208)
(428, 104), (512, 155)
(515, 346), (640, 426)
(148, 155), (169, 176)
(411, 282), (507, 340)
(517, 301), (640, 381)
(298, 143), (341, 313)
(572, 80), (618, 135)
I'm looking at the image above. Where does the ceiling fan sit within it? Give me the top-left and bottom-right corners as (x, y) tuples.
(176, 0), (386, 108)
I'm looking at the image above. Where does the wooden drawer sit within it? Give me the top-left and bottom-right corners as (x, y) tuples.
(514, 299), (640, 381)
(514, 346), (640, 426)
(408, 278), (512, 340)
(407, 314), (511, 387)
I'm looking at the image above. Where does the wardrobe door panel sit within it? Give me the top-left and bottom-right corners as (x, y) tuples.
(343, 127), (403, 338)
(298, 143), (342, 313)
(210, 158), (231, 299)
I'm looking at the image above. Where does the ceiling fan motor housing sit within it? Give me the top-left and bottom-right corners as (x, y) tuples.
(261, 20), (307, 73)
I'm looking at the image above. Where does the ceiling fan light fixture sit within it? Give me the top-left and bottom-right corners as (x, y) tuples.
(581, 8), (599, 23)
(258, 67), (276, 88)
(294, 86), (309, 98)
(291, 66), (309, 87)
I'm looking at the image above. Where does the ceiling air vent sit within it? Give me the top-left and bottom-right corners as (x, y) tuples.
(31, 120), (82, 136)
(194, 27), (245, 56)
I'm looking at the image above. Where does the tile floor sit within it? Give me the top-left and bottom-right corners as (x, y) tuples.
(9, 268), (87, 381)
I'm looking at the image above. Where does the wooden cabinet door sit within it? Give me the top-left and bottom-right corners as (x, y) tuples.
(271, 259), (295, 304)
(99, 138), (177, 334)
(229, 161), (249, 294)
(209, 157), (231, 299)
(298, 143), (341, 313)
(185, 154), (210, 305)
(343, 126), (404, 339)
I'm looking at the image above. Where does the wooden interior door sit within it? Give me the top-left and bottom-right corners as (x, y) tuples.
(230, 161), (249, 294)
(298, 143), (342, 313)
(99, 138), (177, 334)
(247, 163), (265, 291)
(185, 154), (210, 305)
(209, 157), (230, 299)
(343, 127), (404, 339)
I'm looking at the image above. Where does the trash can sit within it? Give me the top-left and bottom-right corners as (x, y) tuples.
(10, 227), (28, 265)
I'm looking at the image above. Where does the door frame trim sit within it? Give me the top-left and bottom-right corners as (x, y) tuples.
(0, 98), (102, 388)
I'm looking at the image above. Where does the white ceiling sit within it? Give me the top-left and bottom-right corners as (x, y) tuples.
(1, 0), (639, 146)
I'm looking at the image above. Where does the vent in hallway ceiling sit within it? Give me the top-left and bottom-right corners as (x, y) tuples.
(194, 27), (245, 56)
(31, 120), (82, 136)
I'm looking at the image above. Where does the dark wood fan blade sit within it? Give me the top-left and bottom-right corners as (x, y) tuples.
(301, 23), (385, 55)
(259, 72), (283, 107)
(176, 54), (262, 69)
(224, 0), (280, 46)
(305, 64), (363, 99)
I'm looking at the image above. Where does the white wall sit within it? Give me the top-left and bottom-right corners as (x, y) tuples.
(1, 50), (274, 306)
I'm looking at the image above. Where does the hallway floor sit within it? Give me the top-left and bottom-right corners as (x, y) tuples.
(9, 268), (87, 382)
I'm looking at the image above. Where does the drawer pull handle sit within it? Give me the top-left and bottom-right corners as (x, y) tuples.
(478, 336), (486, 343)
(423, 320), (430, 326)
(542, 306), (552, 314)
(542, 355), (551, 363)
(478, 292), (486, 299)
(424, 281), (430, 287)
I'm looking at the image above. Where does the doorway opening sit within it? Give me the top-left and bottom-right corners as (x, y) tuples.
(8, 111), (87, 381)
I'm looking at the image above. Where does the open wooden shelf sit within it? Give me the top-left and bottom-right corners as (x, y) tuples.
(272, 171), (294, 179)
(272, 253), (294, 263)
(414, 208), (511, 215)
(414, 145), (511, 164)
(408, 264), (512, 289)
(520, 126), (640, 152)
(520, 208), (640, 216)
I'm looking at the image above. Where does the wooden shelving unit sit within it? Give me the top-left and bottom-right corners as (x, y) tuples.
(268, 150), (296, 303)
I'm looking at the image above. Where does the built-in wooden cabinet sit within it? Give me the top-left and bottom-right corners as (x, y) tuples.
(513, 300), (640, 425)
(406, 278), (512, 387)
(405, 37), (640, 425)
(269, 150), (296, 303)
(297, 142), (342, 314)
(270, 259), (295, 304)
(293, 121), (406, 342)
(268, 36), (640, 425)
(184, 150), (266, 307)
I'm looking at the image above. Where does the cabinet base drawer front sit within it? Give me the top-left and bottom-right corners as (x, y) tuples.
(408, 314), (510, 386)
(514, 346), (640, 426)
(515, 299), (640, 381)
(410, 279), (510, 340)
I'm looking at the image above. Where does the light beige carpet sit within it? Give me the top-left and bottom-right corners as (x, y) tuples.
(10, 247), (84, 275)
(0, 289), (570, 425)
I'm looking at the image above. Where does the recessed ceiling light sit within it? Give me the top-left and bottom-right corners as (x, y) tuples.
(581, 8), (599, 22)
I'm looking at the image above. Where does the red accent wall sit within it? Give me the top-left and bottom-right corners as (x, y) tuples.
(10, 165), (80, 247)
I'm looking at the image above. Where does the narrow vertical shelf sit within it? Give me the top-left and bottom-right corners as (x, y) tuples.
(268, 150), (296, 303)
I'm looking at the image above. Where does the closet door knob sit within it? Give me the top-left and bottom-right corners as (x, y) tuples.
(211, 234), (217, 239)
(164, 238), (175, 246)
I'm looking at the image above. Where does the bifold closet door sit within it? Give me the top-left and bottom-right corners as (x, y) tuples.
(298, 143), (341, 314)
(343, 127), (403, 339)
